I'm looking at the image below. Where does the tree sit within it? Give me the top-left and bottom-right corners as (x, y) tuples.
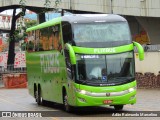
(7, 2), (26, 68)
(25, 20), (37, 28)
(0, 0), (62, 68)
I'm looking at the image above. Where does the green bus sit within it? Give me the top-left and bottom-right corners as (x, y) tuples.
(26, 14), (144, 112)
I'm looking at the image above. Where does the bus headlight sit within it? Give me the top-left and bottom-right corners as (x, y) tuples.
(76, 89), (87, 95)
(79, 90), (87, 94)
(128, 87), (136, 93)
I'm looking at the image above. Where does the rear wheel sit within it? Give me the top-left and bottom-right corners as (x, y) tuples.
(34, 85), (37, 102)
(63, 92), (72, 112)
(35, 90), (38, 102)
(37, 87), (43, 105)
(114, 105), (124, 110)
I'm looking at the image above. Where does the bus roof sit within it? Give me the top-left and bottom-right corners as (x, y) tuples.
(26, 14), (126, 32)
(62, 14), (127, 23)
(26, 17), (62, 32)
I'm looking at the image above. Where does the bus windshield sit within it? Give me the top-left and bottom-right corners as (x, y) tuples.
(76, 52), (135, 86)
(73, 22), (131, 47)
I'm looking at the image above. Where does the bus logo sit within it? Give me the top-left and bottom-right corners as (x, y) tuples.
(40, 53), (60, 73)
(106, 93), (110, 96)
(94, 48), (116, 53)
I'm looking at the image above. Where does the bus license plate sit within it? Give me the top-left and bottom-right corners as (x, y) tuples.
(103, 100), (112, 104)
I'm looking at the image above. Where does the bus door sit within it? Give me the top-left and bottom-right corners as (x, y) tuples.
(64, 49), (76, 105)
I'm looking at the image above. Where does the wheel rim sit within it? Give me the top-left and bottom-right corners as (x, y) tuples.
(35, 91), (38, 102)
(64, 94), (70, 111)
(37, 89), (42, 105)
(64, 95), (68, 107)
(40, 95), (43, 104)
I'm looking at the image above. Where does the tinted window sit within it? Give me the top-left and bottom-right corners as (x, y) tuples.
(62, 22), (73, 44)
(73, 22), (131, 47)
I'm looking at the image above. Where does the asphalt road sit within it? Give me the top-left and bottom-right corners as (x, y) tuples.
(0, 88), (160, 120)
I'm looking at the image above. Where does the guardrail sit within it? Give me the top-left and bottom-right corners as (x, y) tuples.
(0, 65), (26, 74)
(0, 65), (27, 88)
(134, 44), (160, 52)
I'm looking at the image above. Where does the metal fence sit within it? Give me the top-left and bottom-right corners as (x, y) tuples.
(0, 64), (26, 88)
(0, 65), (26, 74)
(134, 44), (160, 52)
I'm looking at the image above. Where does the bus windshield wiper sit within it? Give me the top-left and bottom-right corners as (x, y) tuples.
(109, 77), (134, 82)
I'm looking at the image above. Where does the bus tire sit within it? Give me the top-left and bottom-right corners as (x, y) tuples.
(34, 85), (37, 102)
(35, 90), (38, 102)
(114, 105), (124, 110)
(63, 92), (72, 112)
(37, 87), (43, 105)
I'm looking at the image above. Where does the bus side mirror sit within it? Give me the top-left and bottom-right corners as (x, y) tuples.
(133, 41), (144, 61)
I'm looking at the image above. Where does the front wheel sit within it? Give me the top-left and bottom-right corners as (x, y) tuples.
(63, 93), (72, 112)
(114, 105), (124, 110)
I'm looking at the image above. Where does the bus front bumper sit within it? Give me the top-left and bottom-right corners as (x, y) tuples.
(75, 88), (136, 107)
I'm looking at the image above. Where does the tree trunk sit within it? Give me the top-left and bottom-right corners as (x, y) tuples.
(38, 13), (46, 23)
(7, 7), (26, 69)
(7, 9), (16, 68)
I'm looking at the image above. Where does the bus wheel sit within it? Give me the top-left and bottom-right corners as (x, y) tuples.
(63, 93), (72, 112)
(35, 90), (38, 102)
(34, 85), (37, 102)
(114, 105), (124, 110)
(37, 88), (43, 105)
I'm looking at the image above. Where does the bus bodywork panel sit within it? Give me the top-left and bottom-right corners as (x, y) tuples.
(26, 50), (67, 103)
(25, 14), (144, 110)
(73, 81), (136, 106)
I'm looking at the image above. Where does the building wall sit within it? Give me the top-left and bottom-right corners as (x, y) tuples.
(109, 0), (159, 17)
(59, 0), (160, 17)
(136, 17), (160, 44)
(0, 15), (11, 29)
(135, 52), (160, 75)
(1, 0), (160, 17)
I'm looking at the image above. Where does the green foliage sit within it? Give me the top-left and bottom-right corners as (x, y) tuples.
(14, 29), (26, 42)
(25, 20), (37, 28)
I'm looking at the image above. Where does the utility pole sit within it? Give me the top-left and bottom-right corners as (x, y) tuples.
(110, 0), (113, 14)
(70, 0), (72, 10)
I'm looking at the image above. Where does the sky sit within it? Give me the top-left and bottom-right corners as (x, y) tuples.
(1, 9), (19, 15)
(0, 9), (72, 21)
(0, 9), (33, 16)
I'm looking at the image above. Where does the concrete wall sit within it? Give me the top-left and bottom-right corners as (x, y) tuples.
(125, 16), (160, 45)
(60, 0), (160, 17)
(112, 0), (160, 17)
(126, 16), (143, 37)
(136, 17), (160, 44)
(135, 52), (160, 75)
(1, 0), (160, 17)
(68, 0), (112, 13)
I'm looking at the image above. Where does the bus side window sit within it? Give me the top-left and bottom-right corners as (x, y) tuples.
(62, 22), (72, 44)
(34, 29), (42, 51)
(26, 31), (35, 52)
(48, 26), (54, 50)
(39, 27), (49, 51)
(51, 25), (62, 52)
(27, 41), (34, 51)
(64, 49), (73, 79)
